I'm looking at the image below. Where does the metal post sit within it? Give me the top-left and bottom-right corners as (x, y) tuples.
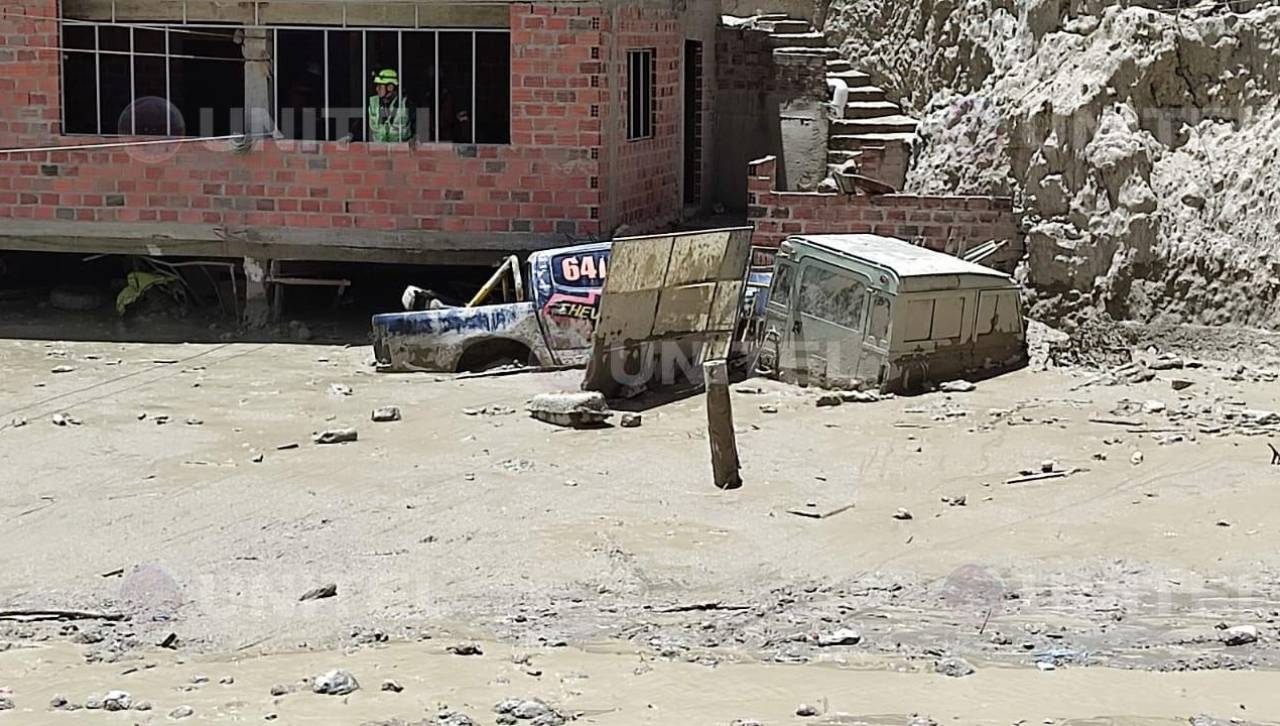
(703, 359), (742, 490)
(470, 31), (476, 143)
(94, 25), (101, 135)
(165, 28), (171, 135)
(398, 30), (403, 140)
(323, 29), (329, 141)
(270, 29), (277, 137)
(361, 30), (366, 142)
(129, 28), (135, 134)
(58, 20), (66, 133)
(433, 31), (439, 142)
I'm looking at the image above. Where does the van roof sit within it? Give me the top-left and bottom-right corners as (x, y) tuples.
(785, 234), (1012, 280)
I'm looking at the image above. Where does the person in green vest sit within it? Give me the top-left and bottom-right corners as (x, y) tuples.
(367, 68), (415, 142)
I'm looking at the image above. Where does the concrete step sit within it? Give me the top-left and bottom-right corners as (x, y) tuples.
(831, 114), (919, 135)
(827, 69), (872, 85)
(840, 100), (903, 119)
(826, 58), (852, 73)
(757, 18), (811, 33)
(845, 84), (888, 103)
(774, 46), (841, 60)
(829, 131), (918, 149)
(765, 31), (827, 48)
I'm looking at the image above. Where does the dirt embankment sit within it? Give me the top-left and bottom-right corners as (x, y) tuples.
(824, 0), (1280, 329)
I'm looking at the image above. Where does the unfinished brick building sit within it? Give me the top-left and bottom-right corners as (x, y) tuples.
(0, 0), (718, 267)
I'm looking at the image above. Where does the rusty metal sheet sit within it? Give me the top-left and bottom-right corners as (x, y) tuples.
(582, 227), (754, 396)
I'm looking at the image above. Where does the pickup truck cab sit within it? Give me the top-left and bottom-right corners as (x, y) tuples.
(373, 241), (612, 372)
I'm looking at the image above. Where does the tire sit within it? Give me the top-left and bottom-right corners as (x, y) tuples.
(49, 285), (107, 312)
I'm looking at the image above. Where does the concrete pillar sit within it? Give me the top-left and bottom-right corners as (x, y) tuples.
(242, 29), (274, 137)
(243, 257), (271, 328)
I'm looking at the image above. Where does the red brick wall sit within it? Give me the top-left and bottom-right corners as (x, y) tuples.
(0, 2), (616, 250)
(599, 4), (683, 233)
(748, 155), (1021, 262)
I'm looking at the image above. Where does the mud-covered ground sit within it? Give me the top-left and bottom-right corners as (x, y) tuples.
(3, 310), (1280, 724)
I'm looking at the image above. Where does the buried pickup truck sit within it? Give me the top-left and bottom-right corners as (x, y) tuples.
(372, 239), (772, 373)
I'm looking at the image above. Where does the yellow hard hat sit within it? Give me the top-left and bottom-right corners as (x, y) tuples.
(373, 68), (399, 85)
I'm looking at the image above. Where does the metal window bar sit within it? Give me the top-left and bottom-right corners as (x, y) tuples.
(361, 31), (366, 141)
(433, 30), (439, 142)
(58, 19), (66, 133)
(94, 25), (101, 135)
(323, 28), (329, 141)
(470, 31), (476, 143)
(165, 28), (171, 135)
(129, 27), (135, 134)
(271, 29), (278, 138)
(398, 30), (403, 141)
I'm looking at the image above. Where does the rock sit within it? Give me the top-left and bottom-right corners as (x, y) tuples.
(51, 413), (81, 426)
(1216, 519), (1233, 528)
(269, 684), (290, 697)
(942, 495), (967, 507)
(935, 657), (976, 677)
(1220, 625), (1258, 646)
(49, 695), (68, 709)
(288, 320), (312, 341)
(169, 705), (195, 719)
(84, 696), (104, 710)
(185, 416), (203, 426)
(513, 700), (552, 719)
(381, 679), (404, 693)
(371, 406), (401, 422)
(328, 383), (353, 397)
(11, 416), (28, 427)
(619, 412), (642, 428)
(841, 390), (880, 403)
(218, 676), (234, 686)
(1149, 356), (1185, 370)
(893, 508), (914, 520)
(51, 364), (75, 374)
(1130, 451), (1144, 465)
(1040, 460), (1056, 473)
(0, 696), (12, 711)
(299, 583), (338, 601)
(312, 669), (360, 696)
(430, 710), (479, 726)
(731, 721), (763, 726)
(1180, 192), (1206, 209)
(939, 380), (976, 393)
(1170, 378), (1194, 391)
(815, 394), (843, 407)
(1142, 400), (1167, 414)
(447, 642), (483, 656)
(909, 717), (938, 726)
(796, 703), (819, 717)
(527, 391), (613, 427)
(759, 404), (778, 414)
(103, 690), (132, 711)
(816, 628), (862, 646)
(313, 428), (358, 444)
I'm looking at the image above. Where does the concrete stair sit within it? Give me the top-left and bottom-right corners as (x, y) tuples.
(751, 14), (917, 191)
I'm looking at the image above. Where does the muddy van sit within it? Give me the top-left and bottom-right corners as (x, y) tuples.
(758, 234), (1026, 392)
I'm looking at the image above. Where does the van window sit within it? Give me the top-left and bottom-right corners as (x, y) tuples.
(932, 296), (965, 340)
(799, 265), (867, 331)
(771, 262), (795, 307)
(867, 295), (891, 346)
(903, 299), (933, 342)
(976, 290), (1021, 335)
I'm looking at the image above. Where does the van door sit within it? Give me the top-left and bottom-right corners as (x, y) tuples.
(794, 260), (871, 387)
(857, 292), (893, 385)
(760, 258), (799, 379)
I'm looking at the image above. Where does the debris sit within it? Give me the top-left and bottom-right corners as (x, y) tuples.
(815, 394), (843, 407)
(1148, 356), (1185, 370)
(1089, 416), (1142, 427)
(313, 428), (358, 445)
(1170, 379), (1195, 391)
(526, 391), (613, 427)
(103, 690), (132, 711)
(0, 609), (125, 622)
(892, 508), (914, 520)
(219, 676), (234, 685)
(85, 696), (103, 710)
(1220, 625), (1258, 646)
(705, 360), (742, 490)
(0, 697), (12, 711)
(429, 709), (478, 726)
(276, 442), (299, 450)
(1216, 520), (1233, 528)
(1271, 443), (1280, 465)
(1041, 460), (1057, 473)
(653, 601), (751, 613)
(251, 453), (264, 463)
(942, 495), (967, 507)
(269, 684), (290, 697)
(289, 320), (312, 341)
(299, 583), (337, 601)
(758, 404), (778, 414)
(939, 380), (976, 393)
(619, 412), (642, 428)
(328, 383), (353, 397)
(841, 390), (881, 403)
(49, 695), (69, 709)
(157, 633), (178, 649)
(312, 669), (360, 696)
(372, 406), (401, 422)
(1142, 400), (1167, 414)
(786, 502), (856, 520)
(815, 628), (862, 646)
(185, 416), (203, 426)
(935, 657), (976, 677)
(1036, 660), (1057, 671)
(494, 697), (566, 724)
(50, 413), (82, 426)
(447, 643), (483, 656)
(1130, 451), (1145, 466)
(50, 365), (75, 374)
(169, 705), (195, 719)
(381, 679), (404, 693)
(796, 703), (819, 717)
(9, 416), (26, 428)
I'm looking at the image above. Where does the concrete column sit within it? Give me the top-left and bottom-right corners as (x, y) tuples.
(242, 29), (274, 136)
(243, 257), (271, 328)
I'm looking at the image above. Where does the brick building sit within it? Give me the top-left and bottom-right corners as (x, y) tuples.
(0, 0), (719, 266)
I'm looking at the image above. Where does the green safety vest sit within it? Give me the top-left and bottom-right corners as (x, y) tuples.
(368, 95), (410, 142)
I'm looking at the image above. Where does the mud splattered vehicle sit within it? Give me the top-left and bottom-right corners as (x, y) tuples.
(757, 234), (1026, 392)
(372, 241), (611, 372)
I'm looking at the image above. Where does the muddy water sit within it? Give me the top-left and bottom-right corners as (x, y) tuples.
(2, 640), (1278, 724)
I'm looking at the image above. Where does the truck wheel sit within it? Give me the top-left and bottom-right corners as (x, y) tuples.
(457, 339), (537, 372)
